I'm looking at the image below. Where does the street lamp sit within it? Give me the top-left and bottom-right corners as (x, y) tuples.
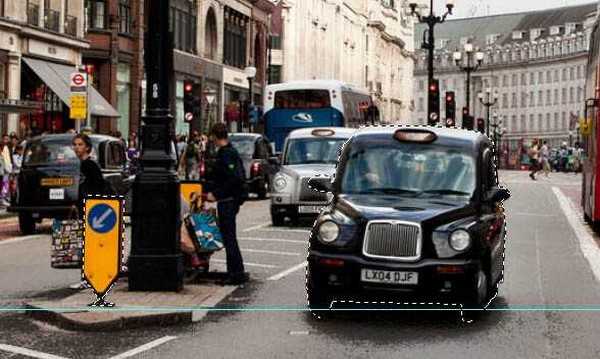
(244, 66), (257, 133)
(490, 113), (504, 168)
(455, 43), (484, 116)
(204, 89), (216, 134)
(409, 0), (455, 122)
(478, 88), (499, 137)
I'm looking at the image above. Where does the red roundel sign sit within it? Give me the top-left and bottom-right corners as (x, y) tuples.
(70, 72), (87, 87)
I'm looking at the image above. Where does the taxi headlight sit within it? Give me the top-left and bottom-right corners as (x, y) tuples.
(273, 173), (288, 192)
(318, 220), (339, 243)
(449, 229), (471, 251)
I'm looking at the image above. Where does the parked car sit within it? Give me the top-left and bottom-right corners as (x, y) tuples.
(8, 134), (134, 234)
(270, 127), (355, 226)
(229, 133), (276, 199)
(306, 127), (510, 311)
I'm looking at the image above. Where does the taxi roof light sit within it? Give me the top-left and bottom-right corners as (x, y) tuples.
(312, 129), (335, 137)
(394, 130), (437, 143)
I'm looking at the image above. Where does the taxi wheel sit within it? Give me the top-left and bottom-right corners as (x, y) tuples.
(467, 269), (490, 309)
(18, 213), (36, 235)
(257, 179), (268, 199)
(307, 282), (332, 317)
(271, 213), (285, 227)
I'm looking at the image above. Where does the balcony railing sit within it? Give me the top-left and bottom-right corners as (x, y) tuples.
(27, 3), (39, 26)
(65, 15), (77, 36)
(44, 9), (60, 32)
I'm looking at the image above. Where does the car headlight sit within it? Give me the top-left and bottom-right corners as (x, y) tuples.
(273, 173), (288, 192)
(318, 220), (339, 243)
(449, 229), (471, 251)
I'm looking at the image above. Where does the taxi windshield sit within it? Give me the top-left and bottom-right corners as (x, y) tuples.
(230, 137), (255, 157)
(340, 142), (476, 198)
(284, 138), (347, 165)
(24, 140), (79, 166)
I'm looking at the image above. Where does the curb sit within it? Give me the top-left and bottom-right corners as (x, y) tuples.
(24, 285), (238, 332)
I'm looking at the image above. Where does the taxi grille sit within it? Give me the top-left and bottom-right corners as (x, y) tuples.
(299, 177), (328, 202)
(363, 221), (421, 261)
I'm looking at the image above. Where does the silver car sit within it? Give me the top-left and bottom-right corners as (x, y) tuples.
(270, 127), (355, 226)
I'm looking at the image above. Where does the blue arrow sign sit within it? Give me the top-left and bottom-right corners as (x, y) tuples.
(88, 204), (117, 234)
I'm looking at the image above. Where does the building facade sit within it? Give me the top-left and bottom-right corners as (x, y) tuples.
(0, 0), (115, 136)
(413, 3), (597, 168)
(274, 0), (415, 122)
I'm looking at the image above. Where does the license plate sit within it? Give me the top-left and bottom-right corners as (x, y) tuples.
(298, 205), (323, 214)
(49, 188), (65, 200)
(361, 269), (419, 285)
(41, 177), (74, 187)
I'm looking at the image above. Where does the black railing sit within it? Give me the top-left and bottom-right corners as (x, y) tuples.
(27, 3), (39, 26)
(44, 9), (60, 32)
(65, 15), (77, 36)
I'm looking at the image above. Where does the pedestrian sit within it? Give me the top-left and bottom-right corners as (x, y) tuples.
(72, 134), (106, 215)
(528, 139), (540, 180)
(540, 141), (550, 177)
(11, 144), (23, 173)
(205, 123), (248, 285)
(182, 132), (201, 180)
(0, 135), (13, 206)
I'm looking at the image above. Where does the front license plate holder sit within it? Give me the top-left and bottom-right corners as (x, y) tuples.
(298, 205), (322, 214)
(360, 269), (419, 285)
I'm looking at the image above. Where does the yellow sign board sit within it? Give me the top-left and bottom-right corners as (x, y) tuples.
(580, 118), (592, 136)
(83, 197), (123, 306)
(180, 181), (203, 209)
(70, 94), (87, 120)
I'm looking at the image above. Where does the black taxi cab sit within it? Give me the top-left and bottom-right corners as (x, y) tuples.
(8, 134), (132, 234)
(306, 126), (510, 310)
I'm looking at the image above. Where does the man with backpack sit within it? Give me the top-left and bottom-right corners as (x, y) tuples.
(205, 123), (249, 285)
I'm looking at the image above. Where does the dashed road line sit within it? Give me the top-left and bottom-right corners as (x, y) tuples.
(0, 344), (69, 359)
(241, 248), (301, 256)
(253, 228), (311, 234)
(239, 237), (306, 245)
(268, 261), (308, 281)
(108, 336), (177, 359)
(211, 259), (277, 269)
(242, 222), (270, 232)
(553, 186), (600, 283)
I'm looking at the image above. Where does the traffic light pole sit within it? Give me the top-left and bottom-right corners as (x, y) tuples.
(410, 0), (454, 124)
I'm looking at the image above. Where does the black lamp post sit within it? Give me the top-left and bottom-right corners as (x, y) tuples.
(128, 0), (184, 292)
(478, 88), (498, 137)
(490, 113), (505, 169)
(409, 0), (455, 122)
(454, 43), (484, 116)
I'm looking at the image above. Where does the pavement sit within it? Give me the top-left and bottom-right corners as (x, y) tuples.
(2, 170), (600, 358)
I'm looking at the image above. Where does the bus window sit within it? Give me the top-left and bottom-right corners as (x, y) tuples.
(274, 90), (331, 109)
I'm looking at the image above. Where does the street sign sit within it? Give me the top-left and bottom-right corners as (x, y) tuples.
(185, 112), (194, 123)
(83, 197), (124, 307)
(70, 72), (88, 93)
(70, 94), (87, 120)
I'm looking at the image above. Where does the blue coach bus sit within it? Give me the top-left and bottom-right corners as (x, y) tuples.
(263, 80), (380, 152)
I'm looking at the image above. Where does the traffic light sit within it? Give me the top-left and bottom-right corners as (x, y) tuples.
(477, 118), (485, 133)
(428, 79), (440, 125)
(461, 107), (474, 130)
(183, 81), (201, 124)
(445, 91), (456, 127)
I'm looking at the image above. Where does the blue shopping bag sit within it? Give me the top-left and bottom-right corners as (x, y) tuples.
(187, 212), (224, 253)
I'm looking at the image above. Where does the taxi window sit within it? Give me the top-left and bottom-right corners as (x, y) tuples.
(106, 142), (125, 168)
(24, 141), (78, 165)
(284, 138), (346, 165)
(341, 143), (476, 198)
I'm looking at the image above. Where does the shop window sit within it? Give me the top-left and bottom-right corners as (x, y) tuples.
(86, 0), (106, 30)
(119, 0), (131, 34)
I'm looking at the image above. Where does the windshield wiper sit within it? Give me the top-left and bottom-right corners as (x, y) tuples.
(421, 189), (471, 196)
(363, 188), (421, 196)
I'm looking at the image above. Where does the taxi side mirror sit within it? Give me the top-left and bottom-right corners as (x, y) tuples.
(308, 177), (333, 193)
(268, 156), (280, 167)
(486, 187), (510, 203)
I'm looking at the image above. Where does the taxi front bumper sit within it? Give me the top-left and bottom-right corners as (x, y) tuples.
(307, 250), (481, 302)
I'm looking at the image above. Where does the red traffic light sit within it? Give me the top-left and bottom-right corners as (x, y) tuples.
(446, 94), (454, 102)
(184, 82), (193, 93)
(429, 84), (438, 92)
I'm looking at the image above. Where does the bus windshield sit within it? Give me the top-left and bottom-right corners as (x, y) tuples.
(274, 90), (331, 109)
(284, 138), (346, 165)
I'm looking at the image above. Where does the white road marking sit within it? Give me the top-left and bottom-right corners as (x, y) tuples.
(0, 344), (69, 359)
(108, 336), (177, 359)
(241, 248), (301, 256)
(0, 235), (46, 245)
(242, 222), (270, 232)
(239, 237), (306, 245)
(211, 259), (277, 268)
(255, 228), (311, 234)
(289, 331), (310, 336)
(268, 261), (308, 281)
(552, 187), (600, 283)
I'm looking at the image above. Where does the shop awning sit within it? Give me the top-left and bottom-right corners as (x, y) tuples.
(22, 57), (120, 118)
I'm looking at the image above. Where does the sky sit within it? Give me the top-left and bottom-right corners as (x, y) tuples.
(433, 0), (597, 18)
